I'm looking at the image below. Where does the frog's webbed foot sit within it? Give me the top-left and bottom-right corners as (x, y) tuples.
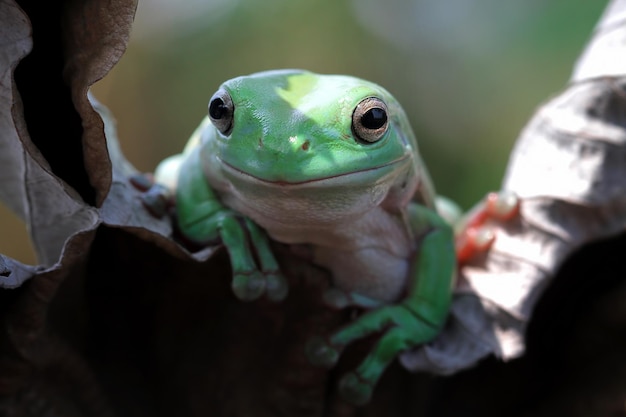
(456, 190), (520, 264)
(222, 217), (288, 302)
(306, 302), (440, 405)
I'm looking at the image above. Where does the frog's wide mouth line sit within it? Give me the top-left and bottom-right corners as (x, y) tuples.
(217, 155), (410, 187)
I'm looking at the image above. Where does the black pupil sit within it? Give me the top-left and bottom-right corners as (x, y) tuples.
(209, 98), (228, 119)
(361, 108), (387, 130)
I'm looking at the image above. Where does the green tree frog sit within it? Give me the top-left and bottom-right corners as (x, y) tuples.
(146, 69), (516, 405)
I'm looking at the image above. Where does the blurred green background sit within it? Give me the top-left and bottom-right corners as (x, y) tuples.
(1, 0), (607, 264)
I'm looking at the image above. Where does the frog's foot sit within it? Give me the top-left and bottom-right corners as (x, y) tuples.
(129, 173), (173, 218)
(221, 217), (288, 302)
(231, 270), (287, 302)
(306, 303), (439, 405)
(456, 191), (520, 264)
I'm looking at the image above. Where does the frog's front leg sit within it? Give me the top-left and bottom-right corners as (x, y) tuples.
(168, 148), (287, 302)
(307, 205), (455, 405)
(455, 191), (520, 264)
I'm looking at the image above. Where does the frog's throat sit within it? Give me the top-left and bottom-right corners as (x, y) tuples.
(217, 155), (411, 187)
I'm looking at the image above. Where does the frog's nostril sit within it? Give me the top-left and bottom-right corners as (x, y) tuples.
(288, 135), (310, 152)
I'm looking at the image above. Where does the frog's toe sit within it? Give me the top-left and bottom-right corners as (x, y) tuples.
(305, 336), (340, 368)
(469, 225), (496, 251)
(338, 372), (373, 406)
(486, 191), (520, 220)
(265, 272), (288, 302)
(232, 271), (266, 301)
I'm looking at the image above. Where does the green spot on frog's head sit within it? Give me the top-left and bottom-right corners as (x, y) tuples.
(207, 69), (417, 185)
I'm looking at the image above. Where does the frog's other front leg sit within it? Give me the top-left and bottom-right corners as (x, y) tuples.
(173, 148), (288, 302)
(307, 206), (455, 405)
(455, 191), (520, 264)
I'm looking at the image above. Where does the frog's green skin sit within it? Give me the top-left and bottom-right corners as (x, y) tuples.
(154, 69), (456, 405)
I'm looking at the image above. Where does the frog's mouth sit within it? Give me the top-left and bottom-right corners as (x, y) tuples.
(217, 155), (411, 187)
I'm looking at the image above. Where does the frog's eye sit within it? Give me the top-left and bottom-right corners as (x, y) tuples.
(352, 97), (389, 143)
(208, 89), (234, 135)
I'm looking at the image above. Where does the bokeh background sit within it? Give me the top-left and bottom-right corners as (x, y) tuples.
(1, 0), (607, 264)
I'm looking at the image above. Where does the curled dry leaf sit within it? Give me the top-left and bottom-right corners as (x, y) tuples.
(0, 1), (97, 287)
(401, 0), (626, 374)
(0, 0), (140, 279)
(0, 0), (141, 278)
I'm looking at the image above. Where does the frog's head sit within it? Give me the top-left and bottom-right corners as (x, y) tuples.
(201, 70), (427, 225)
